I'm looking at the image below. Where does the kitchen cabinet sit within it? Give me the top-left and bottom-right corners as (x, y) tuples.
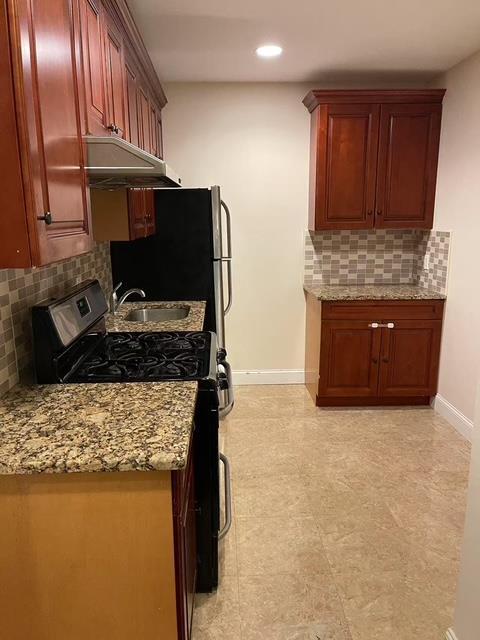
(138, 86), (153, 153)
(305, 296), (444, 406)
(103, 12), (126, 137)
(0, 0), (92, 268)
(125, 59), (140, 147)
(0, 455), (197, 640)
(79, 0), (108, 136)
(91, 188), (156, 241)
(303, 90), (445, 231)
(172, 442), (197, 640)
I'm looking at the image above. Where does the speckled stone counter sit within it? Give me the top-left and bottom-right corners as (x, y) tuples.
(0, 382), (197, 474)
(106, 300), (206, 333)
(303, 283), (447, 301)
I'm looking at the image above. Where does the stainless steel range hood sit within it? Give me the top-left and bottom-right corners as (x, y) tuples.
(85, 136), (181, 189)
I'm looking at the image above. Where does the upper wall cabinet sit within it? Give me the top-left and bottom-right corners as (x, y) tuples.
(0, 0), (92, 268)
(303, 90), (445, 231)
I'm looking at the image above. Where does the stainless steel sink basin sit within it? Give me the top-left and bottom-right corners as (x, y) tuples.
(124, 307), (190, 322)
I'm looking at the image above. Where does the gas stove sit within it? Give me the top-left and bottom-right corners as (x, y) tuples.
(70, 331), (217, 383)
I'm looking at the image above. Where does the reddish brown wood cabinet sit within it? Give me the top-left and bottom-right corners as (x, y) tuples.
(79, 0), (108, 136)
(305, 296), (444, 406)
(304, 90), (445, 231)
(0, 0), (92, 268)
(91, 188), (156, 241)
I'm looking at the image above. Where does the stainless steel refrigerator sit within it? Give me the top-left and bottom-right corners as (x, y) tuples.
(110, 185), (234, 418)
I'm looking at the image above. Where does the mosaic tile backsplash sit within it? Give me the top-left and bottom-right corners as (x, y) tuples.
(304, 229), (450, 293)
(0, 243), (112, 398)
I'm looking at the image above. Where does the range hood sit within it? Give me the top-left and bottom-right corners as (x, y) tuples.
(85, 136), (181, 189)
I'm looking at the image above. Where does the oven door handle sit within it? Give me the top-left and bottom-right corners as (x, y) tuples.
(218, 453), (232, 540)
(218, 359), (234, 419)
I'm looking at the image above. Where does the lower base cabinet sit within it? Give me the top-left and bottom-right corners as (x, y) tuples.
(305, 295), (444, 406)
(0, 449), (197, 640)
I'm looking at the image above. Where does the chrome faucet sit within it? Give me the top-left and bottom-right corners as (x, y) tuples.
(110, 282), (146, 315)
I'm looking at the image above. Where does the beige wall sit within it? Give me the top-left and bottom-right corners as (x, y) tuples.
(163, 83), (311, 375)
(431, 52), (480, 423)
(450, 384), (480, 640)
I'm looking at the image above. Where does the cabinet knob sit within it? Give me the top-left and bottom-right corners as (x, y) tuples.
(367, 210), (373, 216)
(37, 211), (53, 225)
(382, 357), (389, 363)
(108, 123), (119, 134)
(372, 358), (378, 364)
(376, 210), (383, 216)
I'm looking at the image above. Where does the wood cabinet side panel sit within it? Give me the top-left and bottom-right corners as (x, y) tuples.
(0, 1), (31, 268)
(305, 292), (322, 402)
(0, 472), (178, 640)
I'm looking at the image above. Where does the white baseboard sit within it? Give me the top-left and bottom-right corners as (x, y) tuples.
(434, 394), (473, 442)
(446, 629), (459, 640)
(233, 369), (305, 385)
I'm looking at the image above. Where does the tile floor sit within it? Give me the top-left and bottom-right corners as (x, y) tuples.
(192, 385), (471, 640)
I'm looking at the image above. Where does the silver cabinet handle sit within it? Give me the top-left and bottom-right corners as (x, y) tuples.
(218, 453), (232, 540)
(369, 322), (395, 329)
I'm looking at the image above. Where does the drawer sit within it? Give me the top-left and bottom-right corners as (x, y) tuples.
(322, 300), (444, 321)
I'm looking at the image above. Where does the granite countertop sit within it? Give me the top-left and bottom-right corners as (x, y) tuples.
(0, 300), (207, 475)
(303, 283), (447, 301)
(0, 382), (197, 474)
(106, 300), (206, 332)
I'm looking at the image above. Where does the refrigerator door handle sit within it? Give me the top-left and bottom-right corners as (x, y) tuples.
(218, 358), (234, 419)
(220, 200), (233, 315)
(220, 200), (232, 259)
(222, 258), (233, 315)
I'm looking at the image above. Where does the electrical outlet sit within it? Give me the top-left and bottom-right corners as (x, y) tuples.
(423, 254), (430, 271)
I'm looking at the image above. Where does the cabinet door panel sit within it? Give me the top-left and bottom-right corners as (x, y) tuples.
(156, 111), (163, 159)
(319, 320), (381, 397)
(144, 189), (156, 237)
(79, 0), (106, 134)
(314, 104), (379, 229)
(378, 320), (442, 396)
(125, 62), (139, 147)
(128, 188), (146, 239)
(138, 88), (151, 153)
(104, 17), (126, 137)
(17, 0), (92, 265)
(375, 104), (441, 229)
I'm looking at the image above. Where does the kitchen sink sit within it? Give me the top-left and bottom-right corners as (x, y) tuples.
(124, 307), (190, 322)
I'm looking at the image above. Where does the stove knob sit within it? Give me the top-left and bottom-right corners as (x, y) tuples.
(218, 372), (229, 390)
(217, 348), (227, 363)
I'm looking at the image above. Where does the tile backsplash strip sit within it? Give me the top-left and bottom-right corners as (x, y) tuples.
(0, 243), (112, 398)
(304, 229), (450, 293)
(413, 230), (450, 294)
(304, 230), (418, 285)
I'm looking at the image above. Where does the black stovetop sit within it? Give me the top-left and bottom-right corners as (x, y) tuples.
(69, 331), (212, 383)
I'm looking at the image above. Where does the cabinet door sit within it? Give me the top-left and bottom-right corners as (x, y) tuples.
(378, 320), (442, 397)
(144, 189), (156, 236)
(375, 103), (441, 229)
(79, 0), (107, 135)
(138, 87), (152, 153)
(149, 102), (158, 157)
(15, 0), (92, 265)
(124, 61), (140, 147)
(127, 188), (146, 239)
(319, 320), (381, 397)
(313, 104), (379, 230)
(156, 110), (164, 159)
(104, 15), (126, 137)
(182, 460), (197, 640)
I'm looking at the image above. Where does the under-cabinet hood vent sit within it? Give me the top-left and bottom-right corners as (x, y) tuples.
(85, 136), (181, 189)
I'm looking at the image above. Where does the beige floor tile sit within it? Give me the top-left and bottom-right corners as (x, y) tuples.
(233, 472), (313, 518)
(194, 385), (470, 640)
(192, 576), (241, 640)
(236, 516), (330, 576)
(238, 573), (352, 640)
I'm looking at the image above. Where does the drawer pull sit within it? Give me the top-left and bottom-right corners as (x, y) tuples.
(369, 322), (395, 329)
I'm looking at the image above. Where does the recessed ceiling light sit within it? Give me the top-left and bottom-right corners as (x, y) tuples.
(256, 44), (283, 58)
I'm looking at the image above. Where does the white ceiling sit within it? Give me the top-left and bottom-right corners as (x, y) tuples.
(127, 0), (480, 82)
